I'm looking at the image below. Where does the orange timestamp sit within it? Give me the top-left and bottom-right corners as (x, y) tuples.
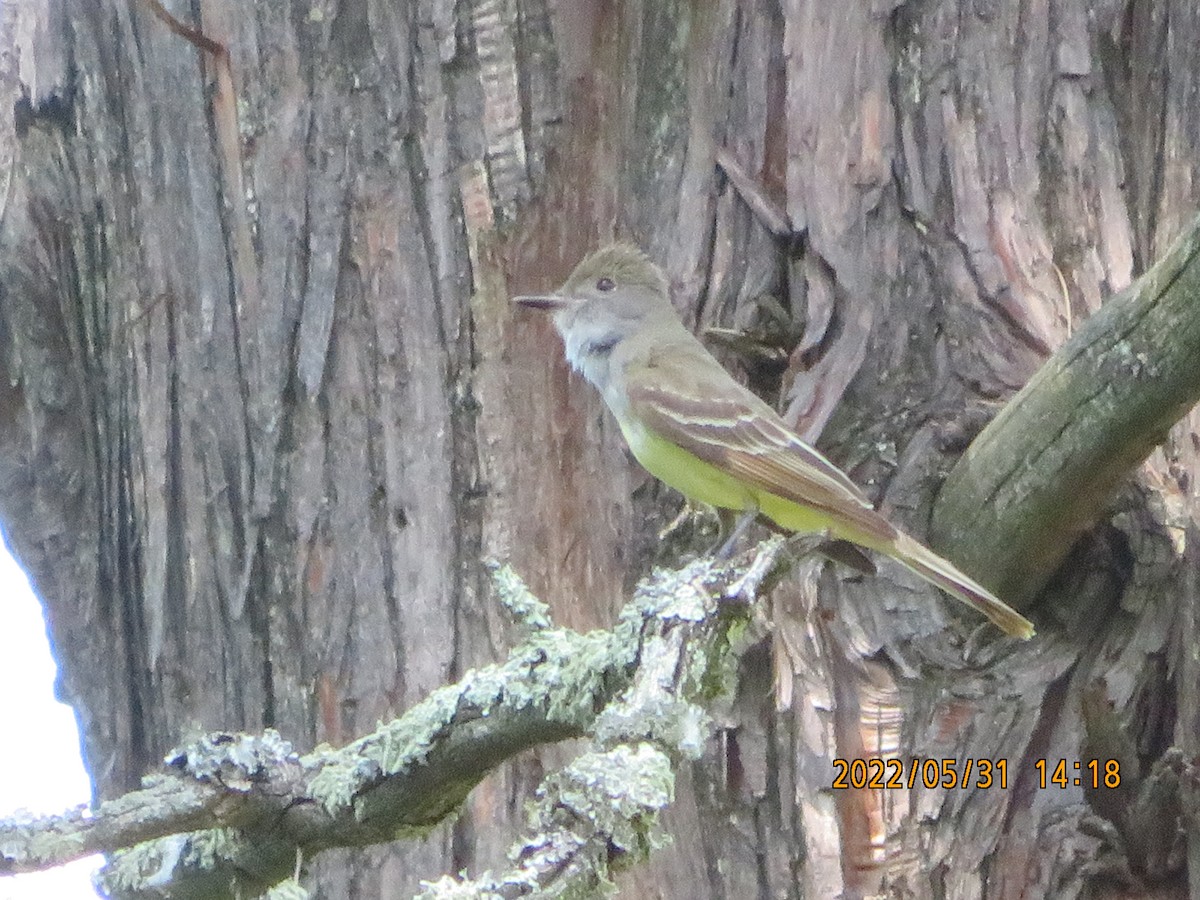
(1034, 758), (1121, 789)
(831, 757), (1009, 790)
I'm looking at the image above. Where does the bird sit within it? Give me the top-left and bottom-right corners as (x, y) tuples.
(513, 242), (1035, 639)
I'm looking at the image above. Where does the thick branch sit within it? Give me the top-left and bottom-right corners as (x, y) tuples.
(0, 770), (264, 875)
(0, 543), (787, 899)
(932, 212), (1200, 604)
(0, 613), (627, 895)
(420, 540), (785, 898)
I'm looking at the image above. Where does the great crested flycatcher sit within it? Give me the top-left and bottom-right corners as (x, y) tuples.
(514, 243), (1034, 639)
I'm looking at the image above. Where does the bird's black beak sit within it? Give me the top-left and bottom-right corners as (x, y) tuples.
(512, 294), (573, 311)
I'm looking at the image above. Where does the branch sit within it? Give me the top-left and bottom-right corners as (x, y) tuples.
(420, 539), (786, 898)
(0, 541), (790, 898)
(932, 212), (1200, 603)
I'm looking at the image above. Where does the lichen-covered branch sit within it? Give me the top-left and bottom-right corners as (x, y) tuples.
(0, 542), (788, 899)
(0, 748), (274, 876)
(932, 212), (1200, 604)
(419, 539), (787, 898)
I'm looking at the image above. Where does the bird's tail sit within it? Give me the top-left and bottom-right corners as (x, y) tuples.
(889, 532), (1035, 640)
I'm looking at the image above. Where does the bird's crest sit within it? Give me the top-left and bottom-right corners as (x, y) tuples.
(562, 242), (668, 297)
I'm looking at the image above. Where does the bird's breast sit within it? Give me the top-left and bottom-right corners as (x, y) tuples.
(615, 414), (758, 513)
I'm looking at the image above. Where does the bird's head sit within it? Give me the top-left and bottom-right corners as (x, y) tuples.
(513, 243), (676, 380)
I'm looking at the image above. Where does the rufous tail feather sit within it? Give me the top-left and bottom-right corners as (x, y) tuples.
(890, 532), (1035, 639)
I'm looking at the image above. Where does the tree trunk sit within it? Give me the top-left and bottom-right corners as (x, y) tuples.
(0, 0), (1196, 897)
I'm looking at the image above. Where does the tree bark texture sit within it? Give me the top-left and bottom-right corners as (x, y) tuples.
(0, 1), (1197, 897)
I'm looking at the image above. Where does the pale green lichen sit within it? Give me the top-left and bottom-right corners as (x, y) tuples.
(307, 627), (624, 817)
(306, 752), (381, 818)
(263, 876), (311, 899)
(165, 729), (296, 789)
(180, 828), (246, 871)
(538, 745), (672, 847)
(623, 557), (718, 624)
(103, 835), (188, 892)
(487, 560), (553, 630)
(26, 826), (88, 869)
(101, 828), (247, 894)
(418, 872), (508, 899)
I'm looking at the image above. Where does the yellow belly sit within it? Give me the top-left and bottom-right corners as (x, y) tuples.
(617, 416), (833, 535)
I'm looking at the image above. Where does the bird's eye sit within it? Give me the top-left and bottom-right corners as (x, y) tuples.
(596, 276), (615, 292)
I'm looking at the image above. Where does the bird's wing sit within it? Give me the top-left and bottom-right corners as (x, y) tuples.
(624, 344), (897, 544)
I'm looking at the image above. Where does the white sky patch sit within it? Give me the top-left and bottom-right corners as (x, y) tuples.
(0, 537), (102, 899)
